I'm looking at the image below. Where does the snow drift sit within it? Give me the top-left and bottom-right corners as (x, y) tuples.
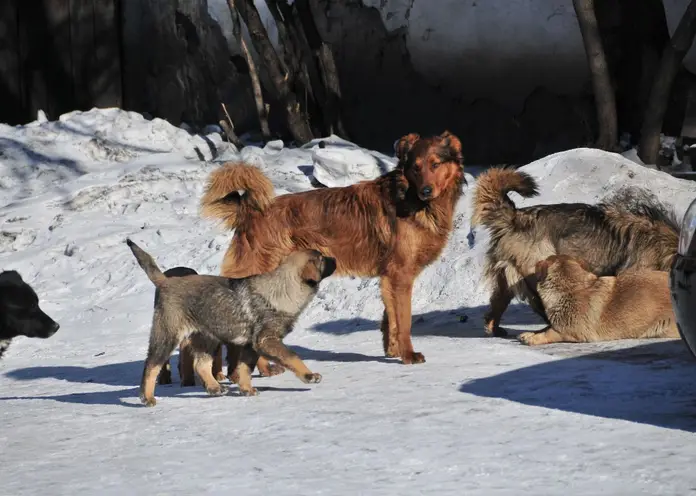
(2, 108), (696, 495)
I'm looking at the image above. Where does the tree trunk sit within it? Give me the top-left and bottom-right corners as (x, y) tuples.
(227, 0), (271, 141)
(573, 0), (618, 151)
(639, 0), (696, 165)
(235, 0), (314, 144)
(295, 0), (350, 139)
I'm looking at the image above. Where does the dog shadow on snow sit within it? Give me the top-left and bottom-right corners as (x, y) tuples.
(0, 344), (394, 407)
(315, 305), (696, 432)
(460, 340), (696, 433)
(310, 303), (545, 338)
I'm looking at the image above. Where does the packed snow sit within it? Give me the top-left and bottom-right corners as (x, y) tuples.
(2, 108), (696, 495)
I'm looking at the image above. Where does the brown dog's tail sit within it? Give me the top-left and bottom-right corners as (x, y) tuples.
(199, 161), (275, 230)
(471, 167), (539, 229)
(126, 239), (166, 287)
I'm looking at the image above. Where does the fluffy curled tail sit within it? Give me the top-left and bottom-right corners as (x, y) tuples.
(471, 167), (539, 228)
(126, 239), (166, 287)
(200, 161), (275, 230)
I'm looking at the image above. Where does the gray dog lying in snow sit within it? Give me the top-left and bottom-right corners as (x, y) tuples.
(126, 238), (336, 407)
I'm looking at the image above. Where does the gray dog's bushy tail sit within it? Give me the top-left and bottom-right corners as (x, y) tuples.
(471, 167), (539, 229)
(126, 239), (166, 286)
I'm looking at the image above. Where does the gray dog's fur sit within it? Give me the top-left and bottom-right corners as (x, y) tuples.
(126, 238), (336, 407)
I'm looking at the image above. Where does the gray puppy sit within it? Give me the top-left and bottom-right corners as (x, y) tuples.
(126, 238), (336, 407)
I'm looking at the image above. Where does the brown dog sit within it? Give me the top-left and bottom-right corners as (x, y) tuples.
(471, 167), (679, 337)
(517, 254), (679, 345)
(180, 130), (465, 380)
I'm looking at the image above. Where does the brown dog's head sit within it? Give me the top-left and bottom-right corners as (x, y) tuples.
(535, 254), (592, 286)
(396, 130), (465, 201)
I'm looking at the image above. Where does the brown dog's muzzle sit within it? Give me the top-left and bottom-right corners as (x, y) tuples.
(419, 185), (433, 200)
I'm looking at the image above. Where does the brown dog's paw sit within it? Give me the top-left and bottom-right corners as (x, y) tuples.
(261, 363), (286, 377)
(401, 352), (426, 365)
(302, 373), (323, 384)
(215, 371), (227, 382)
(517, 331), (546, 346)
(140, 394), (157, 408)
(384, 343), (400, 358)
(206, 384), (229, 397)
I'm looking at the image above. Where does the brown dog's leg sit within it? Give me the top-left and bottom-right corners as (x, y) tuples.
(484, 271), (513, 337)
(256, 334), (322, 384)
(387, 273), (424, 365)
(518, 326), (565, 346)
(189, 334), (228, 397)
(380, 277), (400, 358)
(178, 337), (196, 387)
(236, 346), (259, 396)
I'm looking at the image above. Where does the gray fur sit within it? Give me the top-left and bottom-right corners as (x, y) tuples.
(126, 238), (336, 407)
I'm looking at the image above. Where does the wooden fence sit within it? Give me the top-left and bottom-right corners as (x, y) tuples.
(0, 0), (122, 125)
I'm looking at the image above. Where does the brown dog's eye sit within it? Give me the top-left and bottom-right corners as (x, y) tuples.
(431, 162), (440, 170)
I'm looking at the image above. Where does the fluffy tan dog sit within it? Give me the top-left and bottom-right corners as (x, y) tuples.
(518, 254), (679, 346)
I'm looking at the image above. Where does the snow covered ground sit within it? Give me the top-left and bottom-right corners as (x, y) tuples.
(2, 108), (696, 495)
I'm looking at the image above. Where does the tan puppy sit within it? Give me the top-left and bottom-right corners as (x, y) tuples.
(518, 254), (679, 346)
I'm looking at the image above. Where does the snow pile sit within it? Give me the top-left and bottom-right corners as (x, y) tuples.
(308, 135), (397, 187)
(2, 109), (696, 494)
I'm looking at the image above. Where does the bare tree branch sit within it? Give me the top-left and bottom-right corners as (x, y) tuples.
(235, 0), (314, 144)
(227, 0), (271, 141)
(573, 0), (618, 151)
(639, 0), (696, 165)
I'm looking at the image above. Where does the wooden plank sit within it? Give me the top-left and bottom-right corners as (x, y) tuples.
(0, 0), (22, 124)
(91, 0), (122, 108)
(70, 0), (95, 109)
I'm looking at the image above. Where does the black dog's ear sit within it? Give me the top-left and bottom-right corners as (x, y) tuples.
(0, 270), (24, 285)
(395, 133), (420, 165)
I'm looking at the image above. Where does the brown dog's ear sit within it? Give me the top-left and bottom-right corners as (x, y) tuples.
(440, 130), (464, 168)
(396, 133), (420, 164)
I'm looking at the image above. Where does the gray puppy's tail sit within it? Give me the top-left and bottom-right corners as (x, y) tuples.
(126, 238), (166, 287)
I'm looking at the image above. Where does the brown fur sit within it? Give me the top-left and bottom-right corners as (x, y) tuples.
(186, 131), (465, 376)
(472, 166), (679, 337)
(518, 254), (679, 345)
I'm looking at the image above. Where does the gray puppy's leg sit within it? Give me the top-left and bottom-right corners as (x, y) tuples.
(189, 333), (229, 397)
(255, 332), (322, 384)
(140, 321), (181, 407)
(236, 345), (260, 396)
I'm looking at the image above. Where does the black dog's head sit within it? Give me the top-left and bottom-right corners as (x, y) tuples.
(0, 270), (60, 341)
